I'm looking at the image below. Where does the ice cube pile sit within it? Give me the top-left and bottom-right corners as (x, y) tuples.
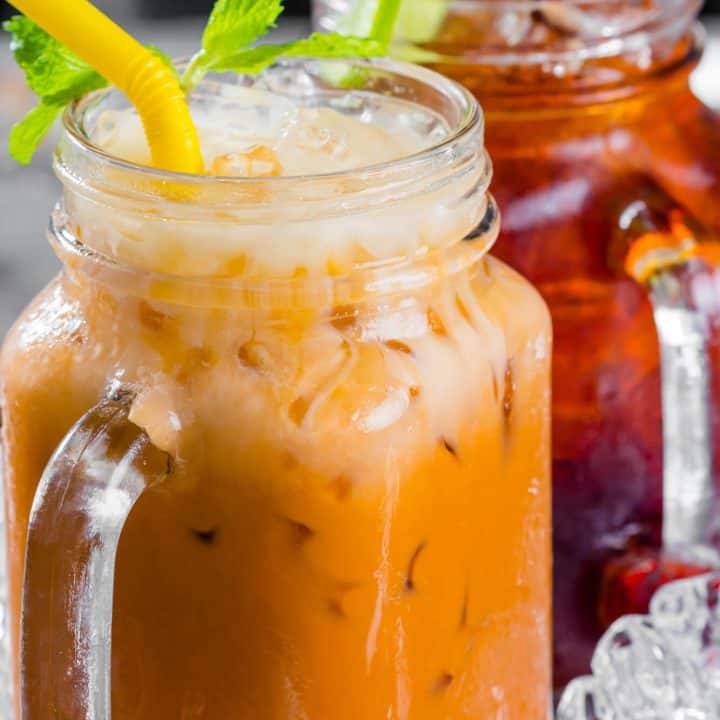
(93, 82), (433, 177)
(558, 572), (720, 719)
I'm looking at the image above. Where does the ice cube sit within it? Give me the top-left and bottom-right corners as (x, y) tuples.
(276, 106), (420, 175)
(193, 85), (299, 165)
(208, 146), (283, 178)
(91, 109), (150, 166)
(209, 85), (298, 139)
(651, 574), (720, 692)
(556, 677), (616, 720)
(558, 573), (720, 719)
(591, 616), (709, 715)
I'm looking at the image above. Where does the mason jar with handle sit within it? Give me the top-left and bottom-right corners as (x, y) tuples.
(0, 59), (552, 719)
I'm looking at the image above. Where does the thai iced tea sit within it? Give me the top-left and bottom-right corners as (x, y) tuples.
(0, 61), (551, 718)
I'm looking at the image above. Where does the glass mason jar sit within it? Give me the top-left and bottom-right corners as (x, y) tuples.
(0, 60), (551, 718)
(314, 0), (720, 690)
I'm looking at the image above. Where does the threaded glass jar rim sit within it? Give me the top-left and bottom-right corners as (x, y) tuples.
(51, 57), (497, 307)
(56, 57), (487, 219)
(316, 0), (702, 68)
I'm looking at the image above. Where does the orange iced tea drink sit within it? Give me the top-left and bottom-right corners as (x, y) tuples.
(1, 60), (551, 718)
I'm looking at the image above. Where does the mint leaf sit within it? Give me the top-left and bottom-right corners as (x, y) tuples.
(209, 33), (384, 75)
(184, 0), (385, 90)
(203, 0), (283, 59)
(3, 15), (108, 163)
(9, 101), (64, 165)
(4, 16), (106, 103)
(206, 45), (287, 75)
(286, 32), (385, 59)
(184, 0), (284, 87)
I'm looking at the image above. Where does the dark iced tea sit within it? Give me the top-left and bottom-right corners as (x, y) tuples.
(315, 0), (720, 687)
(431, 0), (720, 687)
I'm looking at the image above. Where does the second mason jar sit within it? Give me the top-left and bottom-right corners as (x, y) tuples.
(315, 0), (720, 688)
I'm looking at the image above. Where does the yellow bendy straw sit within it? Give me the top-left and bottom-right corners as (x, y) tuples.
(7, 0), (204, 174)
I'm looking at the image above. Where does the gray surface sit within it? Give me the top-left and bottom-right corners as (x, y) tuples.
(0, 17), (718, 338)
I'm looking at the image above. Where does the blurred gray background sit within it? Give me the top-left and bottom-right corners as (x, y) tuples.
(0, 0), (718, 338)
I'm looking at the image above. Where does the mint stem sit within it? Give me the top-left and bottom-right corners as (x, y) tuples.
(370, 0), (403, 47)
(182, 51), (209, 92)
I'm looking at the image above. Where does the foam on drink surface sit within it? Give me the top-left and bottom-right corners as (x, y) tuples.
(95, 86), (426, 177)
(72, 82), (484, 279)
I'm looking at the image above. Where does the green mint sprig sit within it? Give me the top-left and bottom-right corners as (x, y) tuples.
(4, 0), (400, 166)
(3, 16), (177, 165)
(186, 33), (384, 83)
(3, 15), (109, 164)
(182, 0), (384, 90)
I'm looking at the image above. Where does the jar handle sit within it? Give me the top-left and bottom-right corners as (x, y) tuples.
(597, 187), (720, 627)
(20, 390), (170, 720)
(620, 195), (718, 553)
